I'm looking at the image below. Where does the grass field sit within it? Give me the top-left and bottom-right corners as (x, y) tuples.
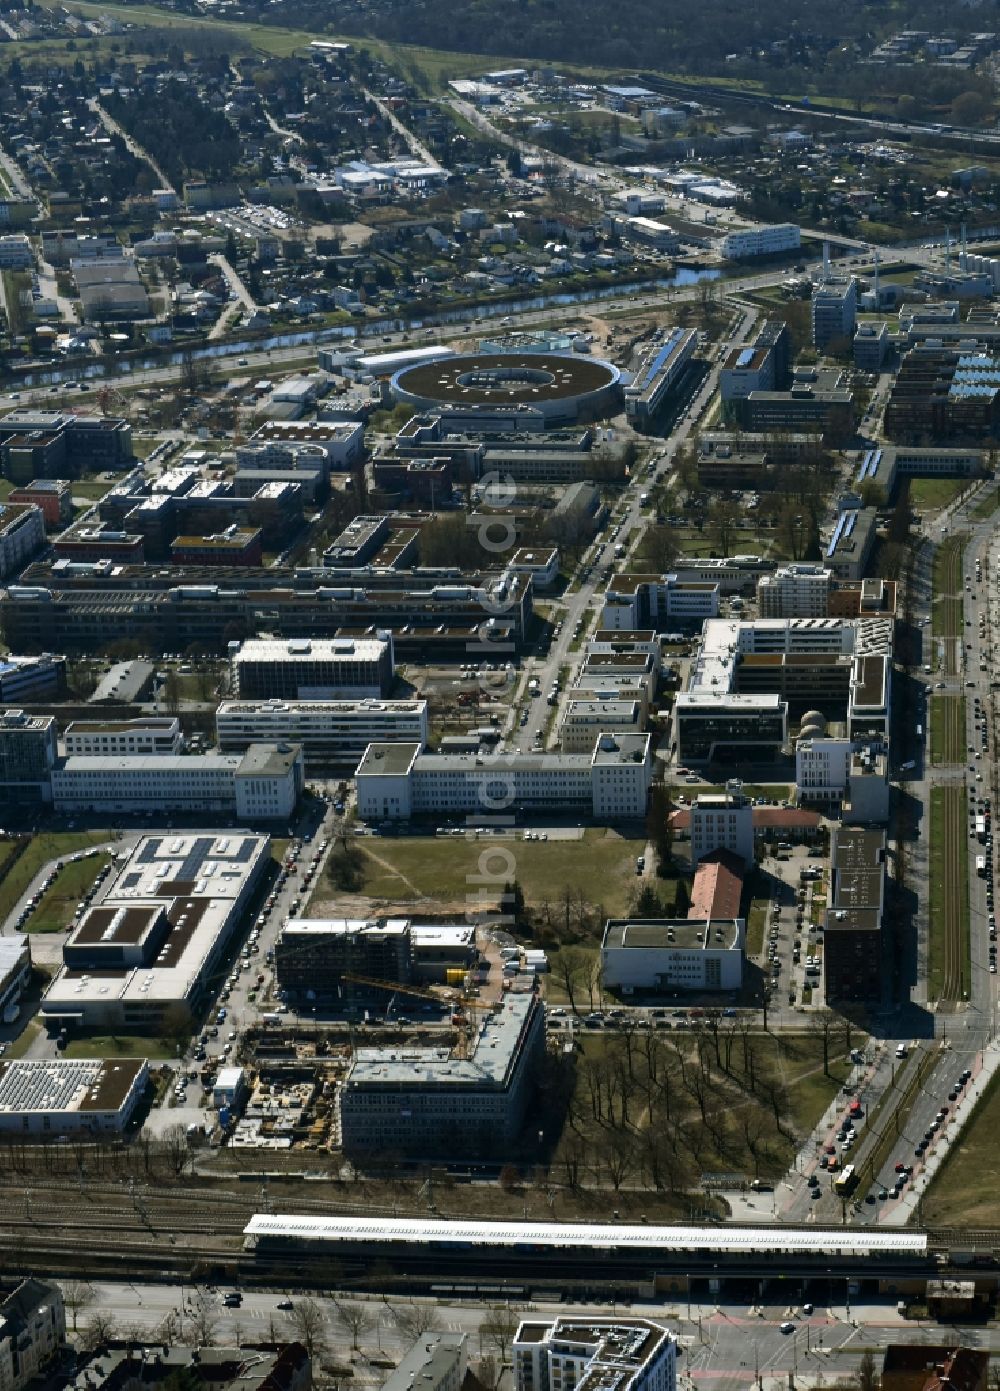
(746, 898), (768, 957)
(928, 784), (970, 1002)
(23, 853), (111, 933)
(930, 695), (966, 766)
(932, 535), (967, 670)
(909, 477), (968, 510)
(0, 831), (113, 925)
(971, 488), (1000, 520)
(314, 828), (650, 915)
(922, 1065), (1000, 1226)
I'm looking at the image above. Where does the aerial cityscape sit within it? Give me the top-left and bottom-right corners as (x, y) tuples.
(7, 4), (1000, 1391)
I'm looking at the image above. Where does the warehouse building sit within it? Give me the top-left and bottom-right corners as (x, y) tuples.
(41, 832), (272, 1031)
(232, 637), (395, 701)
(601, 915), (744, 993)
(340, 993), (544, 1158)
(354, 733), (653, 822)
(0, 1058), (148, 1133)
(216, 698), (428, 771)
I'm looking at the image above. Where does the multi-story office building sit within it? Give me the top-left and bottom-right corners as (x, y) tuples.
(624, 329), (698, 421)
(812, 275), (858, 350)
(824, 826), (885, 1003)
(354, 733), (653, 822)
(757, 564), (834, 618)
(50, 744), (304, 821)
(8, 480), (73, 528)
(688, 782), (755, 866)
(0, 504), (44, 579)
(0, 935), (30, 1018)
(0, 654), (65, 703)
(340, 993), (544, 1157)
(232, 637), (395, 701)
(674, 691), (788, 764)
(0, 709), (57, 803)
(216, 698), (428, 771)
(602, 573), (720, 630)
(825, 508), (878, 581)
(721, 223), (800, 260)
(275, 918), (413, 1000)
(513, 1317), (676, 1391)
(0, 1281), (66, 1391)
(559, 698), (643, 752)
(63, 716), (182, 757)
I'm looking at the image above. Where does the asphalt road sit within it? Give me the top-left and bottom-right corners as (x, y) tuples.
(67, 1280), (1000, 1385)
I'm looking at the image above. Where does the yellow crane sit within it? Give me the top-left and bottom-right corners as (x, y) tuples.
(339, 972), (483, 1056)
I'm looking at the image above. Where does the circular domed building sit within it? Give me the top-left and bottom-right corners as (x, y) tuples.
(390, 351), (622, 426)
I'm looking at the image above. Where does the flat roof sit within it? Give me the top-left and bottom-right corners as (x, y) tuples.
(243, 1214), (927, 1256)
(604, 918), (742, 952)
(235, 637), (389, 662)
(43, 833), (270, 1012)
(347, 993), (537, 1088)
(0, 1058), (145, 1115)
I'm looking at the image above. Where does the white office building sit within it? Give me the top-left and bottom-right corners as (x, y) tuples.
(795, 736), (853, 800)
(602, 918), (744, 992)
(757, 564), (833, 618)
(50, 743), (304, 821)
(559, 698), (643, 753)
(514, 1316), (676, 1391)
(63, 716), (182, 757)
(217, 698), (429, 771)
(355, 733), (653, 822)
(688, 782), (755, 866)
(720, 223), (800, 260)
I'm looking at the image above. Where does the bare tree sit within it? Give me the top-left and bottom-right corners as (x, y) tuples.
(333, 1299), (374, 1351)
(61, 1280), (93, 1334)
(81, 1311), (117, 1352)
(856, 1350), (879, 1391)
(393, 1301), (442, 1341)
(481, 1303), (521, 1367)
(185, 1291), (219, 1348)
(287, 1297), (327, 1360)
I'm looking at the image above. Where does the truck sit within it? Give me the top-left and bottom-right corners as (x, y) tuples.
(528, 678), (540, 697)
(977, 815), (988, 842)
(977, 855), (987, 877)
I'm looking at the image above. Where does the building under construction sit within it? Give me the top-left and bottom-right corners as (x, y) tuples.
(339, 992), (545, 1159)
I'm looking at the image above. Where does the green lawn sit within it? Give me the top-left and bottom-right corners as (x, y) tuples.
(71, 479), (116, 501)
(922, 1066), (1000, 1226)
(908, 477), (968, 510)
(23, 853), (111, 933)
(929, 694), (965, 767)
(0, 831), (114, 925)
(971, 489), (1000, 520)
(746, 898), (768, 957)
(315, 828), (648, 915)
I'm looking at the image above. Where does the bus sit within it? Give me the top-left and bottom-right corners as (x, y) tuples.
(833, 1164), (858, 1196)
